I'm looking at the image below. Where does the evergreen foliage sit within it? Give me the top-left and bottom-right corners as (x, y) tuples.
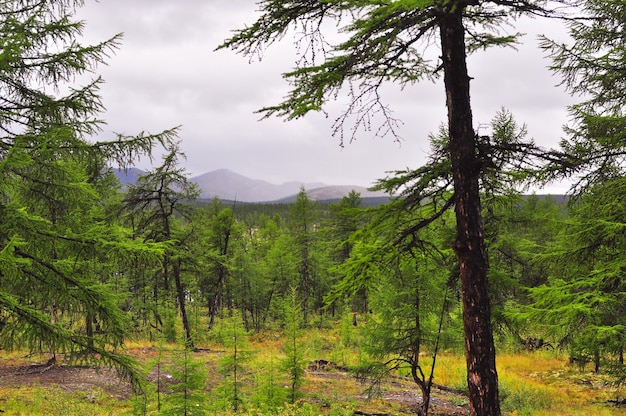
(523, 0), (626, 385)
(541, 0), (626, 190)
(122, 143), (200, 348)
(0, 0), (175, 390)
(161, 348), (208, 416)
(250, 349), (287, 411)
(329, 184), (460, 415)
(515, 178), (626, 377)
(196, 199), (241, 329)
(215, 310), (254, 413)
(281, 287), (307, 404)
(487, 194), (566, 344)
(287, 188), (321, 324)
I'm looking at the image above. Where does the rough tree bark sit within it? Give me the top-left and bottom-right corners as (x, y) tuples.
(440, 9), (501, 416)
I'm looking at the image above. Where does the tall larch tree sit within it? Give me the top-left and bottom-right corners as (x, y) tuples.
(122, 143), (200, 348)
(288, 187), (319, 324)
(326, 191), (367, 314)
(201, 199), (239, 328)
(219, 2), (566, 413)
(0, 0), (175, 387)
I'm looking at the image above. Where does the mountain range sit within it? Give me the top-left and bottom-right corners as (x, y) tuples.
(114, 168), (387, 203)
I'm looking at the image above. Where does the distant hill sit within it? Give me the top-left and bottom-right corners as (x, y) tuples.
(275, 185), (387, 203)
(112, 167), (146, 187)
(111, 168), (569, 207)
(189, 169), (326, 202)
(113, 168), (386, 203)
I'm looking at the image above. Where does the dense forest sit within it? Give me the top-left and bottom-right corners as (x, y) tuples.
(2, 0), (626, 415)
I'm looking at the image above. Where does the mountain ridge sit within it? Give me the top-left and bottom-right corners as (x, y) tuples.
(113, 168), (386, 202)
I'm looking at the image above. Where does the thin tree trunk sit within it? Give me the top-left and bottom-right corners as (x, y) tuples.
(208, 272), (224, 328)
(86, 312), (95, 352)
(49, 300), (57, 364)
(411, 275), (431, 416)
(208, 220), (232, 328)
(300, 248), (310, 325)
(440, 9), (501, 416)
(173, 258), (194, 349)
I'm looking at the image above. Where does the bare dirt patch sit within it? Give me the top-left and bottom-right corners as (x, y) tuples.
(0, 361), (133, 400)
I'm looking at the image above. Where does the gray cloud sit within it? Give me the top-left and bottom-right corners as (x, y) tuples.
(76, 1), (574, 190)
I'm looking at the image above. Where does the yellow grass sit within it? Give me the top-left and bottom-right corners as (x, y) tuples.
(409, 348), (626, 415)
(495, 351), (626, 415)
(2, 328), (626, 415)
(0, 385), (127, 416)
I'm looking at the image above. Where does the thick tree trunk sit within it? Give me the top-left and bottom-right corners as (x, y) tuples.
(439, 8), (501, 416)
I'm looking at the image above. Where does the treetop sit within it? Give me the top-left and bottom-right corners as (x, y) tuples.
(218, 0), (565, 144)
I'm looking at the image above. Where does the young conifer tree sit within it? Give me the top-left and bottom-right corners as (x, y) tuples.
(161, 348), (208, 416)
(281, 286), (307, 404)
(251, 349), (287, 410)
(215, 310), (253, 413)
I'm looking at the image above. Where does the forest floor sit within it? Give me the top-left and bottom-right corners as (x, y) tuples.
(0, 348), (469, 415)
(1, 342), (626, 415)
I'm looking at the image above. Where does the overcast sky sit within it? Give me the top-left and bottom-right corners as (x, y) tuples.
(76, 1), (575, 192)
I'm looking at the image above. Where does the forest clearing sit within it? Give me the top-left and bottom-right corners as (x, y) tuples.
(0, 324), (625, 415)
